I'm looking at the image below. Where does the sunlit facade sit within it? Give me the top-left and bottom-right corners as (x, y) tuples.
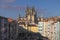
(27, 23), (38, 32)
(38, 22), (44, 36)
(38, 16), (60, 40)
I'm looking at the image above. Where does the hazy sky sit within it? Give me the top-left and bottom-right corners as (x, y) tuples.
(0, 0), (60, 19)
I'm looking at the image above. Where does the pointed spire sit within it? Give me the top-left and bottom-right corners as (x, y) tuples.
(17, 14), (20, 21)
(32, 6), (35, 11)
(18, 14), (20, 19)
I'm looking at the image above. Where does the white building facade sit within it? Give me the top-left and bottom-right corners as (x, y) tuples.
(38, 22), (44, 36)
(54, 21), (60, 40)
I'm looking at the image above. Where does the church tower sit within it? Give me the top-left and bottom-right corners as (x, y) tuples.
(26, 6), (37, 24)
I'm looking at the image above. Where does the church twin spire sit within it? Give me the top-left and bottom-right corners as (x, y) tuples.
(17, 6), (37, 23)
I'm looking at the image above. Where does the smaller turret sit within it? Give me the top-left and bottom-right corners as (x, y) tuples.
(17, 14), (20, 21)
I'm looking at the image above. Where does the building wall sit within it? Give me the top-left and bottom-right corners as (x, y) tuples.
(38, 18), (60, 40)
(27, 25), (38, 32)
(0, 16), (18, 40)
(8, 18), (18, 40)
(0, 17), (8, 40)
(44, 22), (47, 37)
(54, 21), (60, 40)
(44, 21), (55, 40)
(38, 22), (44, 36)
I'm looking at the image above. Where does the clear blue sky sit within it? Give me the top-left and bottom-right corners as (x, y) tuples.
(0, 0), (60, 19)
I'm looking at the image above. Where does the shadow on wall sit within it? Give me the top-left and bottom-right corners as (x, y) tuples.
(16, 26), (49, 40)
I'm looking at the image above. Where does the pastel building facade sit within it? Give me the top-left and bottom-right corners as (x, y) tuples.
(38, 21), (44, 36)
(38, 16), (60, 40)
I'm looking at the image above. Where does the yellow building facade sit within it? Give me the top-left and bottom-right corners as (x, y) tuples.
(27, 23), (38, 32)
